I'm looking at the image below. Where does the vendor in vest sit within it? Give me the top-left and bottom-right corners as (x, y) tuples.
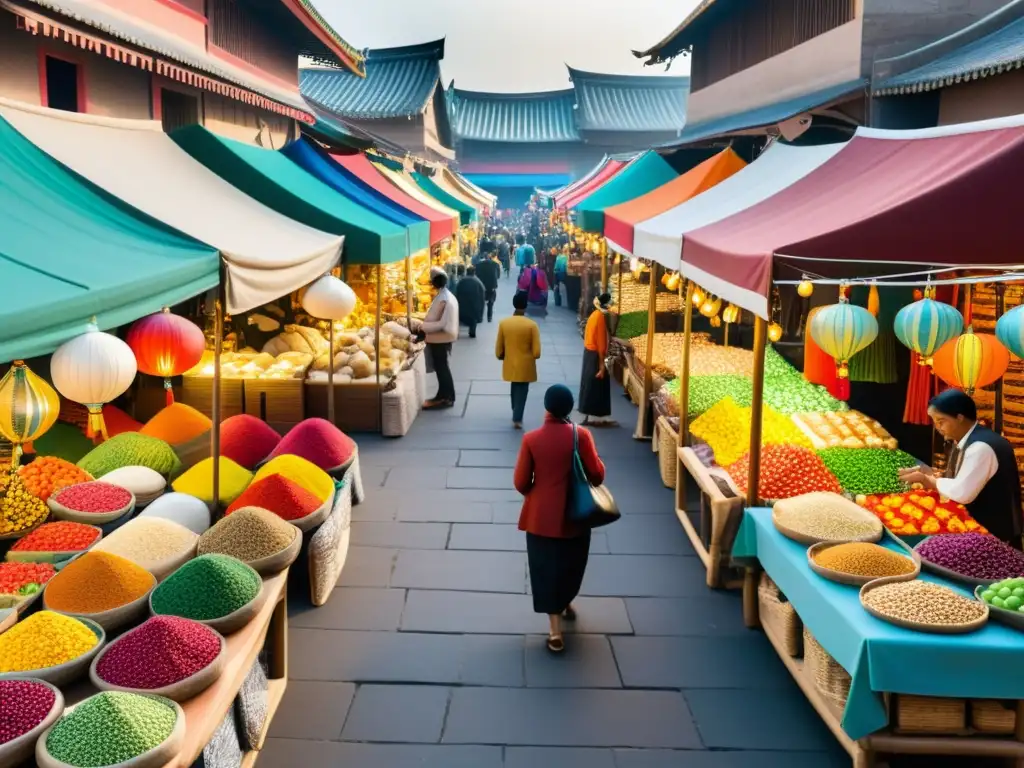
(898, 389), (1023, 548)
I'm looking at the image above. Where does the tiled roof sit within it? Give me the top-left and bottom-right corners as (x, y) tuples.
(300, 39), (444, 119)
(633, 0), (724, 64)
(448, 87), (580, 143)
(291, 0), (364, 75)
(875, 5), (1024, 95)
(569, 67), (688, 133)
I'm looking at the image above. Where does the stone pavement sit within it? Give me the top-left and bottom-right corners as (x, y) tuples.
(263, 279), (849, 767)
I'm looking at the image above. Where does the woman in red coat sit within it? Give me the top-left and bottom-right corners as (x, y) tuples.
(514, 384), (606, 653)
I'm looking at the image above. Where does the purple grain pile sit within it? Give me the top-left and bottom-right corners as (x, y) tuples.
(918, 533), (1024, 581)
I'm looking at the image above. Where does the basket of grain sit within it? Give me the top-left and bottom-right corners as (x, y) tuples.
(860, 577), (989, 634)
(773, 492), (883, 545)
(808, 537), (919, 587)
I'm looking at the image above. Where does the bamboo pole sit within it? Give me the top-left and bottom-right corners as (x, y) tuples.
(375, 266), (383, 430)
(995, 283), (1006, 435)
(327, 322), (336, 425)
(210, 283), (224, 517)
(634, 262), (659, 440)
(406, 255), (413, 329)
(600, 240), (608, 294)
(678, 281), (693, 449)
(747, 317), (768, 505)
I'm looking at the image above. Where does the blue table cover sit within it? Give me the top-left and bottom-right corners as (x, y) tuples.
(734, 507), (1024, 740)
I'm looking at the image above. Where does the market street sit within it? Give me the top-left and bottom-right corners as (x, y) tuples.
(264, 280), (848, 767)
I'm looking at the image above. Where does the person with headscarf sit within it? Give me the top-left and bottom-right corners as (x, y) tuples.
(514, 384), (605, 653)
(899, 389), (1023, 547)
(579, 293), (615, 426)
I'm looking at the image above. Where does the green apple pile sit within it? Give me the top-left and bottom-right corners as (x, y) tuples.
(980, 578), (1024, 613)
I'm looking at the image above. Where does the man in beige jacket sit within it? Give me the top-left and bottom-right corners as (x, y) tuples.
(417, 267), (460, 409)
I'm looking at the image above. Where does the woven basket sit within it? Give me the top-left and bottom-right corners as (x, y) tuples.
(970, 699), (1017, 734)
(758, 574), (801, 657)
(895, 694), (967, 735)
(655, 416), (678, 489)
(803, 628), (851, 709)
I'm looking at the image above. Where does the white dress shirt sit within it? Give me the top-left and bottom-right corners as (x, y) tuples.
(935, 423), (999, 505)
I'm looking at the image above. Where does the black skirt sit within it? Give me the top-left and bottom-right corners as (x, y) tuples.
(579, 348), (611, 417)
(526, 531), (591, 615)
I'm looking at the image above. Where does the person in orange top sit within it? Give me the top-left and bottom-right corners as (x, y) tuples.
(579, 292), (615, 426)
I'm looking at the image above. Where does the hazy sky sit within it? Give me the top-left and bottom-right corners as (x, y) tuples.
(318, 0), (698, 92)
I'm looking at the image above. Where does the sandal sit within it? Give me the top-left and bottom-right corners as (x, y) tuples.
(546, 635), (565, 654)
(562, 606), (577, 621)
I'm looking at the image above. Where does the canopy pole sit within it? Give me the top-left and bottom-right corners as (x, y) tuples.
(210, 277), (225, 519)
(328, 322), (336, 426)
(634, 262), (658, 441)
(747, 317), (768, 505)
(600, 240), (608, 294)
(406, 255), (413, 330)
(995, 283), (1006, 435)
(376, 266), (383, 430)
(678, 281), (693, 449)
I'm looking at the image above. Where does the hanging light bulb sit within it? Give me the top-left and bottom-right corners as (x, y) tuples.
(723, 304), (739, 324)
(691, 285), (705, 307)
(797, 277), (814, 298)
(700, 297), (716, 317)
(768, 322), (784, 342)
(710, 315), (722, 328)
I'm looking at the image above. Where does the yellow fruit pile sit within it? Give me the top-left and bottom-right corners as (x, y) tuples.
(690, 396), (812, 467)
(0, 469), (49, 536)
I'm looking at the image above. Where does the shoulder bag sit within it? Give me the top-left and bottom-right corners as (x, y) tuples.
(567, 424), (620, 528)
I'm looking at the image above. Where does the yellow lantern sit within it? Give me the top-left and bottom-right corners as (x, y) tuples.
(0, 362), (59, 465)
(700, 297), (716, 317)
(797, 279), (814, 298)
(691, 286), (706, 308)
(665, 273), (681, 292)
(768, 322), (784, 342)
(710, 316), (722, 328)
(723, 304), (740, 324)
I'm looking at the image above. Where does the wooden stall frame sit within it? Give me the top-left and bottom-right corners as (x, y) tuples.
(634, 262), (659, 441)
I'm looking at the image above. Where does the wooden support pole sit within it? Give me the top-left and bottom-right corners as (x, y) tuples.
(327, 323), (336, 425)
(678, 281), (693, 449)
(634, 262), (659, 440)
(375, 266), (383, 429)
(406, 255), (413, 329)
(210, 285), (224, 517)
(747, 316), (768, 505)
(600, 240), (608, 294)
(995, 283), (1006, 435)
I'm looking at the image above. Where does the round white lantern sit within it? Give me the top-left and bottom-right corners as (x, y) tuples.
(301, 275), (357, 321)
(51, 324), (137, 440)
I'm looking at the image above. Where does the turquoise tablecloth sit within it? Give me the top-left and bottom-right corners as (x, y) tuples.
(734, 507), (1024, 740)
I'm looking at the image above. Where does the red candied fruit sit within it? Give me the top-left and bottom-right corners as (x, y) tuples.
(12, 521), (99, 552)
(51, 482), (132, 514)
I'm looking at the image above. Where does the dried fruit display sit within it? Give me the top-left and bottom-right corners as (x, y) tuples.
(793, 411), (898, 450)
(690, 397), (812, 467)
(726, 444), (842, 500)
(858, 490), (989, 537)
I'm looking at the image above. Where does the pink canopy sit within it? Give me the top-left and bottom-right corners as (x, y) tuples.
(557, 159), (628, 210)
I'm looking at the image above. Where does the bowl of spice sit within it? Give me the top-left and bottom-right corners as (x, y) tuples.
(7, 522), (102, 567)
(0, 679), (64, 768)
(150, 554), (264, 635)
(915, 534), (1024, 588)
(48, 482), (135, 526)
(89, 616), (225, 702)
(773, 492), (883, 545)
(0, 562), (57, 615)
(197, 507), (301, 576)
(808, 540), (919, 586)
(860, 577), (989, 634)
(91, 518), (198, 582)
(227, 470), (334, 532)
(43, 552), (156, 632)
(36, 692), (184, 768)
(0, 611), (105, 686)
(268, 418), (357, 476)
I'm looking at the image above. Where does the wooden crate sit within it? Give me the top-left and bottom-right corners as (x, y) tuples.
(304, 382), (381, 433)
(181, 376), (245, 423)
(244, 378), (304, 435)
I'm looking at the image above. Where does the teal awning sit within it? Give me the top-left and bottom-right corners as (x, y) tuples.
(411, 172), (477, 225)
(0, 115), (218, 362)
(574, 151), (679, 232)
(171, 125), (411, 264)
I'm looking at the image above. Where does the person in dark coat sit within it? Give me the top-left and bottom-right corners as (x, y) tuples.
(455, 265), (486, 338)
(476, 253), (501, 322)
(515, 384), (605, 653)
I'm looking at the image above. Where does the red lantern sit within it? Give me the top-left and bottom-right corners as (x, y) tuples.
(127, 309), (206, 405)
(932, 330), (1009, 395)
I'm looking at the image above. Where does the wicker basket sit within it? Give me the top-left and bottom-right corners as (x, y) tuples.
(181, 376), (244, 423)
(895, 694), (967, 735)
(970, 699), (1017, 735)
(758, 574), (801, 657)
(803, 628), (851, 709)
(243, 378), (304, 434)
(655, 416), (678, 489)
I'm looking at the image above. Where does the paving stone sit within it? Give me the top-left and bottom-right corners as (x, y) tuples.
(341, 685), (449, 743)
(289, 588), (406, 631)
(336, 547), (395, 588)
(447, 467), (517, 490)
(358, 449), (461, 467)
(260, 740), (503, 768)
(612, 750), (849, 767)
(392, 550), (526, 593)
(625, 596), (747, 636)
(505, 747), (615, 768)
(442, 688), (702, 748)
(385, 467), (450, 490)
(267, 681), (354, 740)
(458, 450), (519, 468)
(581, 555), (709, 597)
(684, 688), (839, 751)
(359, 466), (390, 489)
(456, 633), (526, 686)
(611, 635), (793, 689)
(492, 501), (524, 523)
(448, 523), (525, 551)
(396, 500), (492, 523)
(524, 635), (622, 688)
(351, 522), (450, 550)
(290, 630), (461, 683)
(400, 590), (632, 635)
(603, 514), (698, 555)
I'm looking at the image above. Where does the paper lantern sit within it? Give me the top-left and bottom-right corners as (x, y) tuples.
(894, 296), (963, 366)
(809, 300), (879, 379)
(723, 304), (740, 324)
(51, 326), (137, 441)
(797, 280), (814, 298)
(768, 322), (783, 342)
(996, 304), (1024, 359)
(690, 286), (705, 307)
(932, 328), (1009, 395)
(0, 362), (59, 464)
(127, 309), (205, 405)
(665, 273), (681, 292)
(301, 275), (357, 321)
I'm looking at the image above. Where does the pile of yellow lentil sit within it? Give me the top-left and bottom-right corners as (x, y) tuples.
(0, 610), (98, 672)
(812, 543), (916, 578)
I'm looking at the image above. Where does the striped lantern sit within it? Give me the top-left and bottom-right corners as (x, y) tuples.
(809, 299), (879, 379)
(0, 362), (59, 465)
(126, 308), (206, 406)
(932, 328), (1009, 396)
(995, 304), (1024, 359)
(893, 296), (963, 367)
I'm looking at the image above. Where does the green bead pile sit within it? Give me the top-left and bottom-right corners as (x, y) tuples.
(78, 433), (182, 478)
(46, 692), (176, 767)
(664, 375), (752, 417)
(613, 311), (648, 339)
(151, 554), (261, 621)
(817, 448), (919, 495)
(762, 346), (847, 415)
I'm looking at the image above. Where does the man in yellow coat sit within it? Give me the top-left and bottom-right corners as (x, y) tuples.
(495, 292), (542, 429)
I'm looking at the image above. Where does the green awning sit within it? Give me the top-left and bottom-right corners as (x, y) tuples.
(574, 151), (679, 232)
(0, 115), (218, 362)
(171, 125), (410, 264)
(412, 172), (477, 226)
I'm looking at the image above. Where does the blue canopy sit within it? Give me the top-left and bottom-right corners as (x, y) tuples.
(464, 173), (572, 190)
